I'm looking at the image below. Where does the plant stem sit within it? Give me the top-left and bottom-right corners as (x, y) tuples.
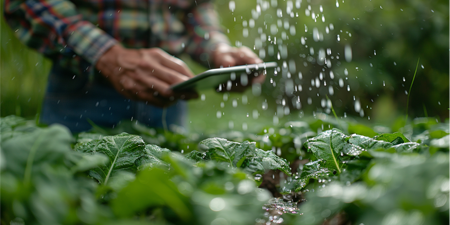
(162, 107), (168, 134)
(422, 104), (428, 117)
(405, 58), (420, 122)
(326, 95), (343, 130)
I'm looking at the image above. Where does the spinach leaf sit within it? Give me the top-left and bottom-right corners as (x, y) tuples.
(304, 128), (348, 174)
(242, 148), (291, 175)
(2, 125), (73, 183)
(198, 138), (291, 175)
(74, 133), (146, 186)
(199, 138), (255, 167)
(135, 144), (172, 170)
(375, 132), (410, 144)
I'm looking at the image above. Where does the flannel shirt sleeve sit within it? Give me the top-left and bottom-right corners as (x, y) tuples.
(183, 1), (230, 68)
(3, 0), (118, 65)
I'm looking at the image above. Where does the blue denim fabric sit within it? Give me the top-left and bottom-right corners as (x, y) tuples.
(40, 64), (187, 133)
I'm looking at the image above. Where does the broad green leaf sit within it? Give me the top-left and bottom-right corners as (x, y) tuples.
(1, 125), (73, 183)
(70, 153), (109, 173)
(0, 116), (41, 142)
(199, 138), (291, 175)
(199, 138), (255, 167)
(300, 160), (331, 180)
(243, 149), (291, 175)
(291, 160), (330, 192)
(112, 167), (191, 220)
(304, 129), (348, 173)
(346, 134), (393, 155)
(391, 142), (421, 153)
(185, 150), (208, 162)
(76, 132), (104, 144)
(74, 133), (146, 185)
(375, 132), (410, 144)
(135, 144), (171, 170)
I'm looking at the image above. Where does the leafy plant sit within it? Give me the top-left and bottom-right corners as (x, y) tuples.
(196, 137), (291, 176)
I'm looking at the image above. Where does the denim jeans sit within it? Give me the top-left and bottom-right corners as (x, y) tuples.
(40, 64), (187, 133)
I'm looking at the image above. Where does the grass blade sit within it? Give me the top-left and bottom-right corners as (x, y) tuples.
(405, 58), (420, 122)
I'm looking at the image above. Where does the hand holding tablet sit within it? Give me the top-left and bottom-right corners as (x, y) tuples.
(170, 62), (278, 92)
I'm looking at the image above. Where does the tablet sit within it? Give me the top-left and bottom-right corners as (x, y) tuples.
(170, 62), (278, 91)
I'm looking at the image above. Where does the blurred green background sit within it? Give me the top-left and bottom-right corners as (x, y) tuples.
(1, 0), (448, 133)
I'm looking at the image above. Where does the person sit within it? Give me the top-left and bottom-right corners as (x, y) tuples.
(4, 0), (264, 133)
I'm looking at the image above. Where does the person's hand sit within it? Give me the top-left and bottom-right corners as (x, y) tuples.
(212, 43), (265, 92)
(96, 45), (198, 107)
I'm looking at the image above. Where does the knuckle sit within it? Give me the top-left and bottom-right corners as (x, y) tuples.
(150, 48), (164, 56)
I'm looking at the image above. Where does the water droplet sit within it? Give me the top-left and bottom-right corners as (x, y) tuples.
(354, 100), (361, 112)
(232, 99), (238, 107)
(229, 1), (235, 12)
(345, 45), (352, 62)
(339, 78), (344, 87)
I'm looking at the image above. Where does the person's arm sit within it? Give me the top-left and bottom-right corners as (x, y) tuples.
(4, 0), (198, 107)
(3, 0), (117, 66)
(183, 1), (265, 91)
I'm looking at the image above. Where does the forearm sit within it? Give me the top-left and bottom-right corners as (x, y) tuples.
(3, 0), (117, 65)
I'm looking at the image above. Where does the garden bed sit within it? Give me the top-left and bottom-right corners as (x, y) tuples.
(1, 115), (448, 225)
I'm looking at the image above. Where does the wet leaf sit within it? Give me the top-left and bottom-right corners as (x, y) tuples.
(135, 144), (171, 170)
(74, 133), (146, 186)
(199, 138), (291, 175)
(304, 128), (348, 173)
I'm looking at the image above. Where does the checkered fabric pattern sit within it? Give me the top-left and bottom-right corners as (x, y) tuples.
(4, 0), (230, 75)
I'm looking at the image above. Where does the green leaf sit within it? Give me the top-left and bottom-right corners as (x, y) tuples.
(184, 150), (208, 162)
(304, 129), (348, 173)
(199, 138), (255, 168)
(112, 167), (191, 220)
(0, 116), (41, 143)
(346, 134), (393, 155)
(76, 132), (104, 144)
(1, 125), (74, 184)
(243, 149), (291, 175)
(375, 132), (410, 144)
(135, 144), (171, 170)
(74, 133), (146, 186)
(70, 153), (109, 173)
(199, 138), (291, 175)
(293, 160), (330, 192)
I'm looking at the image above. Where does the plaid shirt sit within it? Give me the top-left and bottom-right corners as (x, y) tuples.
(4, 0), (230, 76)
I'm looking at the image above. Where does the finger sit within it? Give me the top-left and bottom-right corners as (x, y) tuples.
(139, 61), (191, 85)
(130, 69), (198, 99)
(140, 48), (195, 78)
(128, 69), (175, 98)
(215, 53), (236, 68)
(233, 47), (263, 65)
(158, 54), (195, 78)
(124, 78), (176, 107)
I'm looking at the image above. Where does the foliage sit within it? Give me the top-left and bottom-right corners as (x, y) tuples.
(1, 115), (448, 225)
